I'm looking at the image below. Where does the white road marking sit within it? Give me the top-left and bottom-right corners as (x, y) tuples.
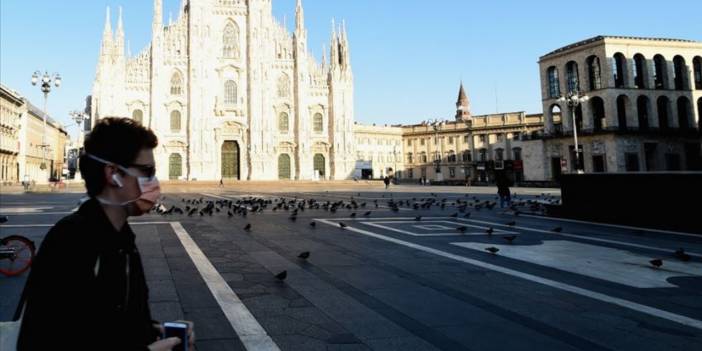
(454, 218), (702, 259)
(519, 214), (702, 237)
(315, 218), (702, 331)
(169, 222), (280, 351)
(0, 222), (171, 228)
(362, 220), (517, 237)
(0, 207), (54, 213)
(452, 241), (702, 288)
(0, 212), (72, 216)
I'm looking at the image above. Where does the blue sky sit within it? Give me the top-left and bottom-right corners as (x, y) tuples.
(2, 0), (701, 138)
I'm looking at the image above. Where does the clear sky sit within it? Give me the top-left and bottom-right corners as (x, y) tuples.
(2, 0), (701, 138)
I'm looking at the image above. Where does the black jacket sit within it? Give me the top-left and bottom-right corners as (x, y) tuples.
(18, 198), (159, 351)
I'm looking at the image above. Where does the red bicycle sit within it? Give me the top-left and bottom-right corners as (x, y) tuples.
(0, 216), (36, 277)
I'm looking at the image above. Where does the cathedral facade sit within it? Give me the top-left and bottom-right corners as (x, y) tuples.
(91, 0), (355, 181)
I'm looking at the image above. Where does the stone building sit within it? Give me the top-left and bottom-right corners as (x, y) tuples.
(18, 102), (69, 184)
(353, 123), (404, 180)
(400, 84), (545, 184)
(0, 84), (23, 183)
(539, 36), (702, 179)
(91, 0), (355, 181)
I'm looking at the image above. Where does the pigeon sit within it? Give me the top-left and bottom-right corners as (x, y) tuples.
(463, 213), (471, 218)
(309, 222), (317, 228)
(350, 213), (357, 218)
(503, 235), (517, 244)
(0, 215), (8, 224)
(244, 224), (252, 231)
(339, 222), (348, 228)
(551, 227), (563, 233)
(486, 227), (494, 235)
(298, 251), (310, 259)
(674, 249), (692, 262)
(450, 213), (459, 218)
(649, 259), (663, 268)
(506, 221), (516, 227)
(275, 271), (288, 281)
(414, 216), (422, 221)
(456, 226), (468, 234)
(485, 247), (500, 254)
(363, 211), (372, 217)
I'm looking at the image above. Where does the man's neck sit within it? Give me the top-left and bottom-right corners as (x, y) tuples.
(100, 202), (128, 232)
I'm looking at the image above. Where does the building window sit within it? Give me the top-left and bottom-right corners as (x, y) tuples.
(448, 152), (457, 163)
(694, 57), (702, 90)
(449, 167), (456, 178)
(407, 153), (413, 164)
(132, 109), (143, 124)
(673, 56), (688, 90)
(657, 96), (670, 129)
(170, 72), (183, 95)
(613, 53), (627, 88)
(462, 151), (472, 162)
(637, 96), (650, 130)
(592, 155), (606, 173)
(277, 74), (290, 98)
(633, 54), (647, 89)
(587, 56), (602, 90)
(170, 110), (181, 132)
(420, 138), (425, 146)
(513, 148), (522, 161)
(279, 112), (289, 132)
(616, 95), (628, 130)
(496, 134), (504, 142)
(313, 113), (323, 132)
(495, 149), (504, 161)
(654, 55), (667, 89)
(223, 22), (240, 58)
(463, 135), (470, 144)
(420, 152), (428, 163)
(665, 153), (681, 171)
(479, 135), (486, 143)
(407, 139), (412, 146)
(591, 97), (606, 132)
(566, 61), (580, 93)
(479, 149), (487, 162)
(169, 153), (183, 180)
(625, 153), (640, 172)
(224, 80), (237, 104)
(547, 66), (560, 98)
(408, 168), (414, 179)
(677, 97), (691, 129)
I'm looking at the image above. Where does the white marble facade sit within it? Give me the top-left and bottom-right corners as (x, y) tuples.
(92, 0), (355, 181)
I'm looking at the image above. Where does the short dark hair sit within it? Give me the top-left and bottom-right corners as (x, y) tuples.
(79, 117), (158, 197)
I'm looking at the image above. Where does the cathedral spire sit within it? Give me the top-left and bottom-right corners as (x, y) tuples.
(153, 0), (162, 31)
(115, 6), (125, 57)
(330, 19), (339, 69)
(295, 0), (305, 32)
(101, 6), (113, 55)
(455, 82), (472, 121)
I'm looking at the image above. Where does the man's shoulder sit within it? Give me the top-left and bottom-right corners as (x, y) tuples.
(43, 211), (94, 246)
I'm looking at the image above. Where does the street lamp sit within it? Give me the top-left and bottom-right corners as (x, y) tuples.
(557, 91), (589, 174)
(427, 118), (445, 177)
(31, 71), (61, 180)
(68, 111), (88, 180)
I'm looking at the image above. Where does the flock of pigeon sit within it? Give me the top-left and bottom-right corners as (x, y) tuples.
(147, 192), (695, 277)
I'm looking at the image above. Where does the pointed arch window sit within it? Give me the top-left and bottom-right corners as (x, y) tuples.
(313, 113), (323, 132)
(224, 80), (237, 104)
(223, 22), (240, 58)
(170, 110), (182, 132)
(279, 112), (289, 132)
(277, 74), (290, 98)
(170, 72), (183, 95)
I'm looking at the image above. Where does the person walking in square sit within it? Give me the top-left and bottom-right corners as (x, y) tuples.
(17, 118), (195, 351)
(496, 171), (512, 209)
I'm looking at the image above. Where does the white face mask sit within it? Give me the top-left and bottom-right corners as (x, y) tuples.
(87, 153), (161, 216)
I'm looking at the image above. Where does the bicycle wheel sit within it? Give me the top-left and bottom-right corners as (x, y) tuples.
(0, 235), (36, 277)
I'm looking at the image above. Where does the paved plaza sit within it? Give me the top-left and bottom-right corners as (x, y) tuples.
(1, 183), (701, 351)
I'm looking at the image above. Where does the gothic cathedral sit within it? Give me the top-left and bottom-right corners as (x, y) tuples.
(91, 0), (355, 181)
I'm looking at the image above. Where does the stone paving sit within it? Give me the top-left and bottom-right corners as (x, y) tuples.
(2, 185), (701, 351)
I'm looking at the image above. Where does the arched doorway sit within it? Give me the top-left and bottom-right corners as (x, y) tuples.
(278, 154), (291, 180)
(169, 154), (182, 180)
(313, 154), (325, 178)
(221, 141), (240, 180)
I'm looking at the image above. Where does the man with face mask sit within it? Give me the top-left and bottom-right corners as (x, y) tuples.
(17, 118), (194, 351)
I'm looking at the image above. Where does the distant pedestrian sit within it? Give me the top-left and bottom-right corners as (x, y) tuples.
(496, 171), (512, 208)
(219, 178), (224, 187)
(383, 176), (391, 189)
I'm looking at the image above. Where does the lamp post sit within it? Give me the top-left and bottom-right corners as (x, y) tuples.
(31, 71), (61, 181)
(427, 118), (446, 181)
(69, 111), (87, 180)
(557, 91), (589, 174)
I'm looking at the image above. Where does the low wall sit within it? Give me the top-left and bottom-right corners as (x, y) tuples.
(555, 173), (702, 233)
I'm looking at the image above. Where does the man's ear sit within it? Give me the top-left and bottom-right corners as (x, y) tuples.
(103, 164), (121, 188)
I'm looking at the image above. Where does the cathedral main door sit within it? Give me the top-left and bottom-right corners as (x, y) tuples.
(221, 141), (240, 180)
